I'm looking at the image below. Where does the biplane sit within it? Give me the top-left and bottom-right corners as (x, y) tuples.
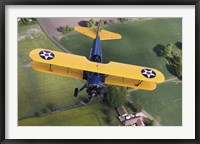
(29, 20), (165, 99)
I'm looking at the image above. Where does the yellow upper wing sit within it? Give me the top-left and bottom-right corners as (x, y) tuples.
(29, 49), (165, 90)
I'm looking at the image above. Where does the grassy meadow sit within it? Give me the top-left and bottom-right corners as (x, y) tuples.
(18, 24), (87, 119)
(130, 82), (182, 126)
(19, 103), (109, 126)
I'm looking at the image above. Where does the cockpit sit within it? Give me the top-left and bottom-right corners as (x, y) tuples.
(92, 55), (101, 63)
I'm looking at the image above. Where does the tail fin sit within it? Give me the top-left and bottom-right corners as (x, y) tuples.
(74, 20), (122, 40)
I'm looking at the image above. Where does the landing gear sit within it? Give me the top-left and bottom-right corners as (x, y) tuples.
(74, 83), (87, 97)
(74, 88), (79, 97)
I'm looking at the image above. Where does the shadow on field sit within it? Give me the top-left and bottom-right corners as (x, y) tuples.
(153, 44), (177, 77)
(166, 64), (177, 77)
(153, 44), (165, 57)
(175, 41), (182, 49)
(78, 21), (87, 27)
(56, 26), (63, 32)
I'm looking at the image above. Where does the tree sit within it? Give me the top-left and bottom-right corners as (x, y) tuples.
(153, 42), (182, 79)
(20, 18), (28, 25)
(34, 111), (41, 117)
(41, 108), (51, 114)
(172, 56), (182, 79)
(85, 19), (96, 27)
(118, 18), (130, 23)
(105, 86), (127, 108)
(60, 25), (71, 34)
(174, 63), (182, 79)
(143, 117), (156, 126)
(106, 108), (119, 126)
(164, 43), (173, 57)
(47, 103), (57, 112)
(19, 18), (37, 25)
(126, 100), (143, 112)
(133, 100), (143, 112)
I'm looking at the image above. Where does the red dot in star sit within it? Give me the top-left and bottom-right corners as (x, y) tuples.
(147, 72), (151, 74)
(45, 53), (49, 56)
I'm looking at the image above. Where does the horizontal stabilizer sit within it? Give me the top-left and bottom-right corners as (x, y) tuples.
(99, 30), (122, 40)
(74, 26), (122, 40)
(74, 27), (96, 39)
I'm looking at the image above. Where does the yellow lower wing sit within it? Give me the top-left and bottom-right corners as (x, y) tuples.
(105, 75), (156, 90)
(29, 49), (165, 90)
(31, 61), (83, 79)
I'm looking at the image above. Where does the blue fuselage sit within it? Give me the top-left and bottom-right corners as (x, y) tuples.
(89, 35), (102, 62)
(84, 36), (105, 96)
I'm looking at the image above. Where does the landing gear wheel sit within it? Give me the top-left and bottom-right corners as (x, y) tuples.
(74, 88), (79, 97)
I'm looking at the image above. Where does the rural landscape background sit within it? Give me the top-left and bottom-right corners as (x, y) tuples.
(18, 17), (182, 126)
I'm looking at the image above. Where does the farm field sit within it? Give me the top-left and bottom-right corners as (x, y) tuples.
(18, 24), (87, 120)
(60, 18), (182, 79)
(130, 82), (182, 126)
(18, 103), (109, 126)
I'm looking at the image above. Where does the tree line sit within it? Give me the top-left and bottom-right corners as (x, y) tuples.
(154, 42), (182, 79)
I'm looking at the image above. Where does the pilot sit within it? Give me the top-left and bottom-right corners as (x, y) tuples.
(93, 55), (101, 63)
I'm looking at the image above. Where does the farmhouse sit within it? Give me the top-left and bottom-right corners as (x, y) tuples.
(117, 106), (128, 117)
(117, 106), (145, 126)
(123, 116), (145, 126)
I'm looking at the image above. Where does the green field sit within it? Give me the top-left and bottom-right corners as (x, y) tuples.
(19, 103), (109, 126)
(130, 82), (182, 126)
(18, 24), (87, 119)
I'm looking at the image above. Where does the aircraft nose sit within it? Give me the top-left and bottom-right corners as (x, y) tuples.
(91, 90), (97, 97)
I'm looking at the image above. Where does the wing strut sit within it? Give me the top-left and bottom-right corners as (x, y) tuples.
(135, 80), (143, 86)
(49, 64), (53, 72)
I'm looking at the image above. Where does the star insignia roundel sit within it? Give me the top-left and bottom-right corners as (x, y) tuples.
(141, 68), (156, 78)
(39, 50), (55, 60)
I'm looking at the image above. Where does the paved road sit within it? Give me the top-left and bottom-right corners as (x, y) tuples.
(38, 18), (103, 40)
